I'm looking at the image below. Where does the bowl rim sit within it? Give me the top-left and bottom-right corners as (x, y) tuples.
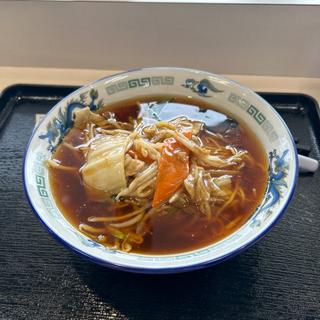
(23, 67), (299, 273)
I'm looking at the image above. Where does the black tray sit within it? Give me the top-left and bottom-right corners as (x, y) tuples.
(0, 85), (319, 320)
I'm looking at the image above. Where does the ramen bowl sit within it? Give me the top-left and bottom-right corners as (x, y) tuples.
(23, 67), (298, 273)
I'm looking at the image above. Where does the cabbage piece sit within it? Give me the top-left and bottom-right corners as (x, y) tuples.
(74, 107), (108, 129)
(81, 135), (127, 201)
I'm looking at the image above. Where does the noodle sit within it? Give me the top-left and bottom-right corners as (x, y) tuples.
(238, 187), (246, 204)
(214, 179), (241, 217)
(45, 159), (78, 173)
(79, 224), (106, 234)
(110, 212), (144, 228)
(88, 205), (148, 223)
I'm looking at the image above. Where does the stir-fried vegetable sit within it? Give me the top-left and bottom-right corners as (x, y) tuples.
(50, 107), (255, 253)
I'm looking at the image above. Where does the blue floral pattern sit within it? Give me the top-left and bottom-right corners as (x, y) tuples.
(251, 149), (289, 227)
(262, 149), (289, 210)
(39, 89), (104, 151)
(182, 78), (224, 97)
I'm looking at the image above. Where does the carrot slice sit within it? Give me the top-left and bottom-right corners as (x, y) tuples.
(152, 131), (191, 208)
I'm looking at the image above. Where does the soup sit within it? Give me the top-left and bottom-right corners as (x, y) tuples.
(47, 97), (268, 254)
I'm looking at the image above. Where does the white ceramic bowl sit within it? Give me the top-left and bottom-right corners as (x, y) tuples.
(23, 67), (298, 273)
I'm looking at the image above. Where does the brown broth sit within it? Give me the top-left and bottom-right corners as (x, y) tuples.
(49, 97), (268, 254)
